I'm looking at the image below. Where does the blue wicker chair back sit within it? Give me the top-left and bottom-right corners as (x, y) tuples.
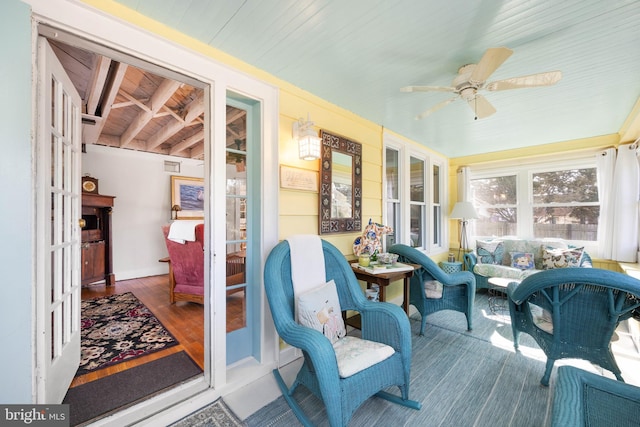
(389, 244), (476, 335)
(508, 267), (640, 386)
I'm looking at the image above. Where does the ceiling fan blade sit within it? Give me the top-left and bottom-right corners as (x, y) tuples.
(466, 94), (496, 119)
(401, 85), (455, 93)
(470, 47), (513, 83)
(485, 71), (562, 91)
(416, 96), (458, 120)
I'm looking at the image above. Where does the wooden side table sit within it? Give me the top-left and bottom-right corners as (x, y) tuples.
(349, 263), (418, 315)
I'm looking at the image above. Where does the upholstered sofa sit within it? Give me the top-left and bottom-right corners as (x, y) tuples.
(463, 237), (592, 290)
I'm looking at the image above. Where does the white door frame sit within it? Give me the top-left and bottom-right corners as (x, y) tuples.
(35, 37), (83, 404)
(29, 0), (279, 421)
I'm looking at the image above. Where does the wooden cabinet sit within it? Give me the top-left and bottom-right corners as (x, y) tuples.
(81, 193), (115, 286)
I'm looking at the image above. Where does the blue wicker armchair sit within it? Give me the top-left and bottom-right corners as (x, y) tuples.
(507, 268), (640, 386)
(552, 366), (640, 427)
(389, 244), (475, 335)
(264, 239), (420, 427)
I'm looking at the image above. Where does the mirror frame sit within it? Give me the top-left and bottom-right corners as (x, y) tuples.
(319, 130), (362, 234)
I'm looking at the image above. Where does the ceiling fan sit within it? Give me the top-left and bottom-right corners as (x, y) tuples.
(401, 47), (562, 120)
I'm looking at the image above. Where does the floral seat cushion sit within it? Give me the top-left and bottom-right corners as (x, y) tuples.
(332, 336), (395, 378)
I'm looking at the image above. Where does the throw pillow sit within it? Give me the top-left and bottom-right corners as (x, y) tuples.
(510, 252), (535, 270)
(476, 240), (504, 265)
(541, 247), (584, 270)
(296, 279), (346, 344)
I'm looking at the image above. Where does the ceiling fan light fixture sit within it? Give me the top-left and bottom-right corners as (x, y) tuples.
(401, 46), (560, 120)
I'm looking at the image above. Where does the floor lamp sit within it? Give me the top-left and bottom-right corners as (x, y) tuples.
(450, 201), (479, 261)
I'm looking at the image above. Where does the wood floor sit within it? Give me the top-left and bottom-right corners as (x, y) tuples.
(70, 274), (245, 388)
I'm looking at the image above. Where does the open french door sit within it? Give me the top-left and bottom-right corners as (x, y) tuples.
(35, 37), (82, 403)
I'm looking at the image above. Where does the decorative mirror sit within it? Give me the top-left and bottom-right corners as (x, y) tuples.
(319, 130), (362, 234)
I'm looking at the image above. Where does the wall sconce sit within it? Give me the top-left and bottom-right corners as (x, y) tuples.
(293, 116), (321, 160)
(171, 204), (182, 220)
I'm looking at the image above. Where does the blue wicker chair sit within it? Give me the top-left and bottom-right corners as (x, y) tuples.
(264, 239), (420, 427)
(552, 366), (640, 427)
(507, 268), (640, 386)
(389, 244), (475, 335)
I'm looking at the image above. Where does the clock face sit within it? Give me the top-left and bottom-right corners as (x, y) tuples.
(82, 181), (96, 192)
(82, 179), (97, 193)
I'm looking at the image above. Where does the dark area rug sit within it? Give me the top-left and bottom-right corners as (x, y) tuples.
(78, 292), (178, 375)
(63, 350), (202, 426)
(170, 398), (246, 427)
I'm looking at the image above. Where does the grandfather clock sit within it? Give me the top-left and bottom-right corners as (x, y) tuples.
(81, 176), (116, 286)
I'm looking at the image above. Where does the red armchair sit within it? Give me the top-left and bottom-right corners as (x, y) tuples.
(162, 224), (205, 304)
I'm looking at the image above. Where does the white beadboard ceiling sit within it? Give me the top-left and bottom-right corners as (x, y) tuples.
(113, 0), (640, 158)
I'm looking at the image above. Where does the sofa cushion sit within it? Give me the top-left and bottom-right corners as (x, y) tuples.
(541, 247), (584, 270)
(473, 263), (539, 281)
(476, 239), (504, 264)
(510, 252), (535, 270)
(332, 336), (395, 378)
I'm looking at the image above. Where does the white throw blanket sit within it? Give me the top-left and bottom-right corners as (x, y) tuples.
(168, 220), (204, 244)
(286, 234), (326, 297)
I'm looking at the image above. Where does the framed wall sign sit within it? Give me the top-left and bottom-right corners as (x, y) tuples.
(280, 165), (318, 191)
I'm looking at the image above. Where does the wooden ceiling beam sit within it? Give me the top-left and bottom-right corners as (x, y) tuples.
(146, 91), (205, 150)
(118, 91), (151, 112)
(85, 56), (111, 116)
(190, 143), (204, 159)
(120, 79), (182, 148)
(170, 130), (204, 156)
(83, 61), (128, 145)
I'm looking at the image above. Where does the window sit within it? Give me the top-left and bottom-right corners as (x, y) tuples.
(384, 134), (447, 253)
(385, 147), (400, 249)
(469, 159), (599, 248)
(471, 174), (518, 237)
(532, 168), (599, 240)
(410, 156), (426, 248)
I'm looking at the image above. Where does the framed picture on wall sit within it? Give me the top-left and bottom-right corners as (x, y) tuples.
(171, 175), (204, 219)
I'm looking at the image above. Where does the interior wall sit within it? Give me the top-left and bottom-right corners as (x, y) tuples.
(82, 144), (204, 281)
(0, 0), (34, 404)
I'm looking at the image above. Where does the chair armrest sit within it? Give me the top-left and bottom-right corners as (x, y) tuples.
(552, 366), (640, 427)
(441, 271), (476, 291)
(360, 302), (411, 348)
(278, 320), (341, 373)
(463, 252), (477, 272)
(360, 301), (412, 366)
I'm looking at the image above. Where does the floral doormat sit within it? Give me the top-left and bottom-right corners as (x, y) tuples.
(77, 292), (178, 376)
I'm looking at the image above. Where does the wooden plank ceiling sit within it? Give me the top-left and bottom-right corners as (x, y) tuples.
(49, 40), (246, 160)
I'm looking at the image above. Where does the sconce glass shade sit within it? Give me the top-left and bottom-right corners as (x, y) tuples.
(294, 118), (321, 160)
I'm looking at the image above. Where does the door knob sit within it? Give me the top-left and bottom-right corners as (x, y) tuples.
(79, 218), (86, 228)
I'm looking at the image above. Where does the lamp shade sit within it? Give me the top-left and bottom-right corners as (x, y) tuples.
(450, 201), (478, 220)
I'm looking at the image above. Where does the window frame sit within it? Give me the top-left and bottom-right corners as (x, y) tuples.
(383, 133), (448, 254)
(469, 156), (599, 255)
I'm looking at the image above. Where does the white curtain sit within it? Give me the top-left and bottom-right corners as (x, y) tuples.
(457, 166), (470, 202)
(611, 142), (640, 262)
(596, 148), (616, 259)
(457, 166), (473, 240)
